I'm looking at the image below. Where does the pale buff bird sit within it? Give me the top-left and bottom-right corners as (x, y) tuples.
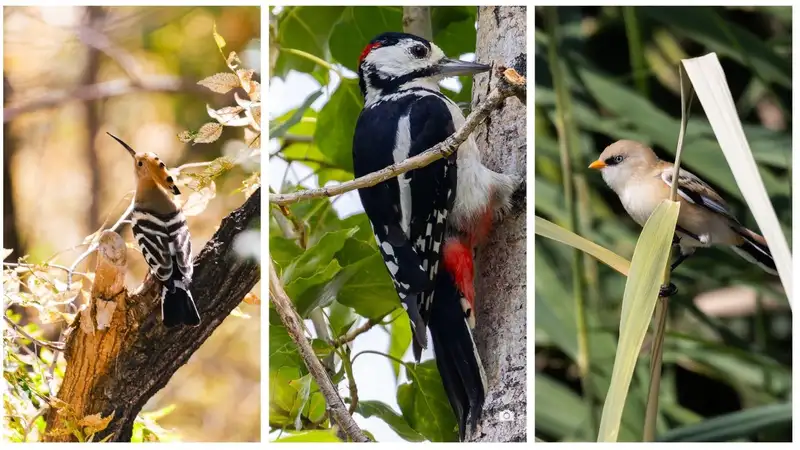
(588, 140), (776, 294)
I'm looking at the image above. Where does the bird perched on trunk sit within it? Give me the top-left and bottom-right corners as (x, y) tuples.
(353, 32), (519, 440)
(107, 132), (201, 327)
(588, 139), (776, 295)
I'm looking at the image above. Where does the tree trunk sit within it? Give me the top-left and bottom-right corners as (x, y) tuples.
(468, 6), (527, 443)
(44, 189), (261, 442)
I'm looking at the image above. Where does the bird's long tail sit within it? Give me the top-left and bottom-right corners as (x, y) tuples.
(730, 227), (778, 275)
(427, 253), (486, 441)
(162, 280), (201, 328)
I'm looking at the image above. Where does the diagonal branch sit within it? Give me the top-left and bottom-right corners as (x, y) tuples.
(269, 68), (526, 206)
(269, 260), (370, 443)
(44, 188), (261, 442)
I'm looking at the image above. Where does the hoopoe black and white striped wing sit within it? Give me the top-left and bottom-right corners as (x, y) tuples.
(131, 209), (191, 282)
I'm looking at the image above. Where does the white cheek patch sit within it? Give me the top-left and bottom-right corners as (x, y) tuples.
(366, 40), (437, 78)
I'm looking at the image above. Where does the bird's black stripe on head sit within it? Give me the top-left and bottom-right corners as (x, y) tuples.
(364, 67), (438, 98)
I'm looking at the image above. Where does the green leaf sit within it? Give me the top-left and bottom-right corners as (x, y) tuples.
(270, 89), (323, 138)
(269, 236), (303, 272)
(388, 310), (412, 380)
(273, 430), (342, 442)
(281, 228), (357, 285)
(356, 400), (425, 442)
(269, 366), (302, 427)
(289, 374), (313, 430)
(397, 360), (458, 442)
(269, 307), (303, 370)
(658, 403), (791, 442)
(329, 6), (403, 72)
(314, 79), (363, 174)
(304, 391), (327, 424)
(641, 7), (791, 88)
(328, 300), (358, 338)
(275, 6), (345, 76)
(336, 251), (399, 319)
(535, 373), (587, 440)
(286, 259), (342, 315)
(598, 200), (680, 442)
(431, 6), (477, 57)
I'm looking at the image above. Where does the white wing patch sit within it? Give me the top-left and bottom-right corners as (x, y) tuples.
(393, 113), (413, 237)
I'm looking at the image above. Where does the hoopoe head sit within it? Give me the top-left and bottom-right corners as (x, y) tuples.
(107, 132), (181, 195)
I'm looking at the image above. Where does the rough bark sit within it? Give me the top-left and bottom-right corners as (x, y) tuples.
(468, 6), (527, 443)
(44, 188), (261, 442)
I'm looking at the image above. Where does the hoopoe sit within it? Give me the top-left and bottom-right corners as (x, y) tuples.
(107, 132), (201, 327)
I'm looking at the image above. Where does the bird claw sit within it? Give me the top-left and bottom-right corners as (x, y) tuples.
(659, 283), (677, 298)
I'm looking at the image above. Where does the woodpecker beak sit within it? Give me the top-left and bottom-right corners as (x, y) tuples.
(106, 132), (136, 158)
(588, 160), (607, 170)
(435, 58), (491, 77)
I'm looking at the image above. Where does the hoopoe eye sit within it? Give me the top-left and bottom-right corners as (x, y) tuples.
(159, 162), (166, 168)
(138, 161), (143, 167)
(166, 176), (173, 183)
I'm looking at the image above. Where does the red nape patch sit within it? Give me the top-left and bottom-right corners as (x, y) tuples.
(443, 238), (475, 308)
(359, 42), (382, 64)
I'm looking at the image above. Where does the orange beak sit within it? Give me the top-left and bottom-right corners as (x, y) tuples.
(588, 160), (606, 170)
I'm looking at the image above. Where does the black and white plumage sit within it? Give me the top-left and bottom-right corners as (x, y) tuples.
(131, 208), (200, 327)
(353, 32), (518, 440)
(107, 133), (201, 328)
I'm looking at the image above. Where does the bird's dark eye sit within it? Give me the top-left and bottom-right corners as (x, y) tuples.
(138, 161), (143, 167)
(605, 155), (624, 165)
(410, 45), (427, 58)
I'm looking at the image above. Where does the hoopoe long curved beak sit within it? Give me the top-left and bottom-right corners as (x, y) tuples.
(106, 132), (136, 158)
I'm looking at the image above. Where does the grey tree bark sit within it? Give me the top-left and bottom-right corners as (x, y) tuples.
(468, 5), (527, 443)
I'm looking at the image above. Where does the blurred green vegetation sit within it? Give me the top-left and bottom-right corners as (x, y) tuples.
(534, 6), (791, 443)
(268, 6), (482, 442)
(4, 6), (260, 442)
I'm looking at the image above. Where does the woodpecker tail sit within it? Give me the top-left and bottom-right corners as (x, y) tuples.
(428, 266), (487, 441)
(161, 280), (201, 328)
(730, 227), (777, 275)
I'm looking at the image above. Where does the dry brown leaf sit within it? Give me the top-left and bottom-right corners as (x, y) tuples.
(226, 51), (242, 70)
(177, 130), (194, 143)
(79, 411), (114, 435)
(181, 182), (217, 217)
(243, 292), (260, 305)
(197, 72), (240, 94)
(194, 122), (223, 144)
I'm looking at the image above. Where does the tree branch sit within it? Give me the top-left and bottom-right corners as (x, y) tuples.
(268, 259), (370, 443)
(4, 76), (206, 122)
(44, 188), (261, 442)
(269, 68), (526, 206)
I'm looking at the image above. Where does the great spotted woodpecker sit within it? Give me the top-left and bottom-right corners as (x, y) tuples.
(107, 133), (201, 328)
(352, 32), (517, 440)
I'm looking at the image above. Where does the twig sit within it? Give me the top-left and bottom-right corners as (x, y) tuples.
(74, 20), (143, 84)
(332, 318), (379, 348)
(340, 347), (359, 415)
(4, 76), (206, 122)
(23, 406), (49, 442)
(269, 68), (526, 206)
(4, 316), (64, 352)
(268, 260), (370, 443)
(3, 262), (88, 279)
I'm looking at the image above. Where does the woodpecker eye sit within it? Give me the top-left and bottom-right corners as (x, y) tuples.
(137, 161), (143, 167)
(410, 45), (427, 58)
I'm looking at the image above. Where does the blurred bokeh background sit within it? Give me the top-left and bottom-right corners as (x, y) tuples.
(535, 6), (791, 442)
(3, 6), (261, 442)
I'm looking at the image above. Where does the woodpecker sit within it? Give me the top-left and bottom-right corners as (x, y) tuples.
(352, 32), (518, 440)
(107, 132), (201, 328)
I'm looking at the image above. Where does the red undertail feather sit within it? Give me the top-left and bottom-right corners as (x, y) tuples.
(443, 238), (475, 311)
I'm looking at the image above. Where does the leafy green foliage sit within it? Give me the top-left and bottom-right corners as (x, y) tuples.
(535, 5), (791, 443)
(269, 6), (483, 442)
